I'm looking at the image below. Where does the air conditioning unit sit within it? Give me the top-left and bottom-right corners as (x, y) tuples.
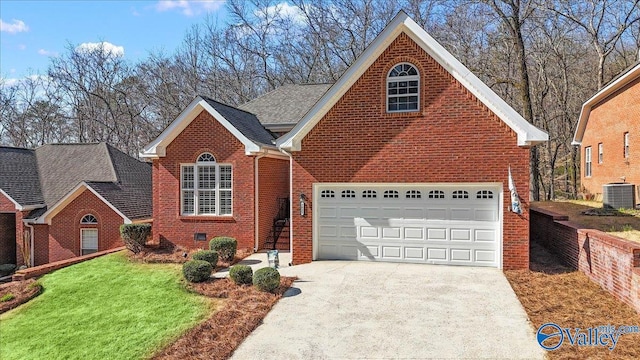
(602, 183), (636, 209)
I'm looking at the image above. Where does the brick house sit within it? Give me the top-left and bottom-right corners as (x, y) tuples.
(572, 62), (640, 203)
(0, 143), (151, 267)
(142, 12), (547, 270)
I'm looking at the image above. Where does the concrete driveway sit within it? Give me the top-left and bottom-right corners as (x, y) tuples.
(231, 261), (544, 359)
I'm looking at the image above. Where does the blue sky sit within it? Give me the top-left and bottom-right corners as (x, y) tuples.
(0, 0), (229, 81)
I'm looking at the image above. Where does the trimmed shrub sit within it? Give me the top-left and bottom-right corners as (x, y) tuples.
(229, 265), (253, 285)
(0, 264), (16, 277)
(209, 237), (237, 262)
(120, 223), (152, 254)
(253, 267), (280, 293)
(182, 260), (213, 283)
(192, 250), (218, 266)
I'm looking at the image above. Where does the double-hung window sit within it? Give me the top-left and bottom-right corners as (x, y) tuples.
(585, 147), (592, 177)
(387, 63), (419, 112)
(181, 153), (232, 216)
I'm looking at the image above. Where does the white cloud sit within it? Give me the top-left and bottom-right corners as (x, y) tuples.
(38, 49), (58, 56)
(1, 75), (49, 88)
(155, 0), (224, 16)
(0, 19), (29, 33)
(18, 44), (27, 50)
(262, 2), (306, 24)
(76, 41), (125, 57)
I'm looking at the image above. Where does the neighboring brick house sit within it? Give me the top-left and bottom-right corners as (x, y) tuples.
(573, 62), (640, 203)
(0, 143), (151, 267)
(143, 12), (547, 270)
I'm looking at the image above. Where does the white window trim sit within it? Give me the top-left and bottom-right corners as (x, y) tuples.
(386, 62), (420, 113)
(585, 146), (592, 177)
(80, 214), (98, 224)
(80, 228), (98, 256)
(598, 143), (603, 164)
(180, 161), (233, 216)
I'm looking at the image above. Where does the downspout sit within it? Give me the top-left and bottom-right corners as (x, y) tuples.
(24, 222), (35, 267)
(279, 148), (294, 265)
(254, 154), (266, 252)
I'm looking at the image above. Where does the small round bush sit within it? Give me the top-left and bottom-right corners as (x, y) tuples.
(192, 250), (218, 266)
(182, 260), (213, 283)
(253, 267), (281, 293)
(229, 265), (253, 285)
(209, 237), (237, 262)
(0, 264), (16, 277)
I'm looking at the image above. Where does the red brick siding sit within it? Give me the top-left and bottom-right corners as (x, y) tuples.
(291, 32), (531, 269)
(257, 157), (290, 250)
(531, 207), (640, 313)
(581, 76), (640, 197)
(47, 189), (124, 263)
(32, 224), (49, 266)
(152, 110), (255, 251)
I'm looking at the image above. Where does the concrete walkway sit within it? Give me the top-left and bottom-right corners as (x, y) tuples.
(231, 261), (544, 359)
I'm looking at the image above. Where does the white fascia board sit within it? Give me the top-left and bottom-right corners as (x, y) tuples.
(140, 97), (262, 157)
(572, 63), (640, 145)
(278, 12), (548, 150)
(36, 182), (131, 225)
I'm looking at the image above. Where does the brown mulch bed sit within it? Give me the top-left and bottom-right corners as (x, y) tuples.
(129, 246), (253, 269)
(533, 200), (640, 235)
(0, 279), (43, 314)
(152, 276), (296, 360)
(505, 242), (640, 359)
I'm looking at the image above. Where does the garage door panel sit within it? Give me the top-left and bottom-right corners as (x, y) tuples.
(427, 228), (447, 240)
(382, 227), (401, 239)
(404, 227), (425, 240)
(404, 247), (425, 260)
(427, 208), (447, 220)
(451, 249), (472, 262)
(427, 248), (448, 261)
(450, 229), (471, 241)
(316, 183), (500, 267)
(382, 246), (402, 259)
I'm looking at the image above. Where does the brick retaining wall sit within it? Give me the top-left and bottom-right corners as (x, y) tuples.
(531, 207), (640, 313)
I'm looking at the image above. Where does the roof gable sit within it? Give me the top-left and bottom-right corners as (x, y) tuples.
(140, 96), (276, 159)
(277, 11), (548, 151)
(572, 62), (640, 145)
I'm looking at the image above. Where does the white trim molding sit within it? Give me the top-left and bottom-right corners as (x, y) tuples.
(0, 188), (45, 211)
(573, 63), (640, 146)
(36, 182), (132, 225)
(277, 11), (548, 151)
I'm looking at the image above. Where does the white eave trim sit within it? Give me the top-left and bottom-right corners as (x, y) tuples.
(140, 97), (263, 158)
(277, 11), (548, 151)
(35, 182), (132, 225)
(572, 63), (640, 146)
(0, 188), (45, 211)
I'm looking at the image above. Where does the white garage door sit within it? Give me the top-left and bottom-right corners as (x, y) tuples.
(314, 183), (501, 267)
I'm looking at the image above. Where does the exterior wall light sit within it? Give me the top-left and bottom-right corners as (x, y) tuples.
(300, 193), (307, 217)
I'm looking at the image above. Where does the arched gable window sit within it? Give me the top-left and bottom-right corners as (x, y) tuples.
(80, 214), (98, 255)
(80, 214), (98, 224)
(181, 152), (233, 216)
(387, 63), (419, 112)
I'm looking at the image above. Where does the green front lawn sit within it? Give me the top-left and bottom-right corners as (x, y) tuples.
(0, 252), (212, 360)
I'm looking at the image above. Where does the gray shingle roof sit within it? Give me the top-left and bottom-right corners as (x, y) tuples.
(0, 147), (44, 206)
(0, 143), (151, 220)
(201, 96), (276, 146)
(238, 84), (332, 126)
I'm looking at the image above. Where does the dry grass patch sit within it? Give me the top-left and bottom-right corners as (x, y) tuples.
(533, 200), (640, 243)
(0, 279), (42, 314)
(129, 246), (253, 268)
(152, 276), (296, 360)
(506, 243), (640, 359)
